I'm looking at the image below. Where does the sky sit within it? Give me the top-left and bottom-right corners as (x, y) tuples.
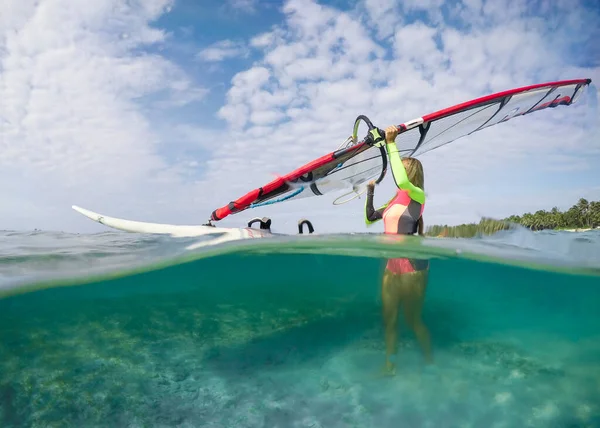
(1, 0), (599, 235)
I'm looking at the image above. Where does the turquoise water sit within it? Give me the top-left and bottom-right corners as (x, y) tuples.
(1, 229), (599, 427)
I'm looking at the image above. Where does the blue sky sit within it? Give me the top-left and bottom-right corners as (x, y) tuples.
(1, 0), (599, 234)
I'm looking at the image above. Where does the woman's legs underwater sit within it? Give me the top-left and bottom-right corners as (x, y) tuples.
(399, 269), (433, 363)
(381, 269), (400, 372)
(381, 263), (432, 373)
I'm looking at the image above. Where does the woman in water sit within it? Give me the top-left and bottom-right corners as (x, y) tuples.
(365, 125), (432, 375)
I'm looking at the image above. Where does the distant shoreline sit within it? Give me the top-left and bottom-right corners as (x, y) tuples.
(426, 197), (599, 238)
(426, 223), (596, 238)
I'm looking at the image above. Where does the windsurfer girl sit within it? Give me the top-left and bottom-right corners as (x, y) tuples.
(364, 125), (432, 375)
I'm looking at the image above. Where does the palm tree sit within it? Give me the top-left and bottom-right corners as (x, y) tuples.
(589, 201), (600, 228)
(576, 198), (590, 227)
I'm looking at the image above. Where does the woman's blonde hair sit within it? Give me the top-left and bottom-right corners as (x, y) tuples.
(402, 157), (424, 191)
(404, 157), (425, 235)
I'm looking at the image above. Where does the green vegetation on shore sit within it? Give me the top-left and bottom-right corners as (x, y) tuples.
(425, 218), (512, 238)
(426, 198), (600, 238)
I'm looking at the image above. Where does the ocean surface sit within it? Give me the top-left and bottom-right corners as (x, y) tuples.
(1, 226), (599, 427)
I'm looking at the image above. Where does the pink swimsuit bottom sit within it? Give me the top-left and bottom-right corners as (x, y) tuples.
(386, 257), (429, 275)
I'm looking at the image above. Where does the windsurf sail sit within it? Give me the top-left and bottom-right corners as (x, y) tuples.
(209, 78), (591, 222)
(395, 78), (592, 158)
(210, 115), (388, 221)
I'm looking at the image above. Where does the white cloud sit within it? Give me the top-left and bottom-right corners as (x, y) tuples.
(2, 0), (599, 234)
(400, 0), (447, 24)
(197, 39), (248, 62)
(357, 0), (403, 39)
(393, 22), (447, 75)
(250, 110), (286, 126)
(224, 0), (259, 14)
(250, 29), (286, 49)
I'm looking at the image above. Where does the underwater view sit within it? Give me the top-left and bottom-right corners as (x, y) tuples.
(1, 228), (599, 427)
